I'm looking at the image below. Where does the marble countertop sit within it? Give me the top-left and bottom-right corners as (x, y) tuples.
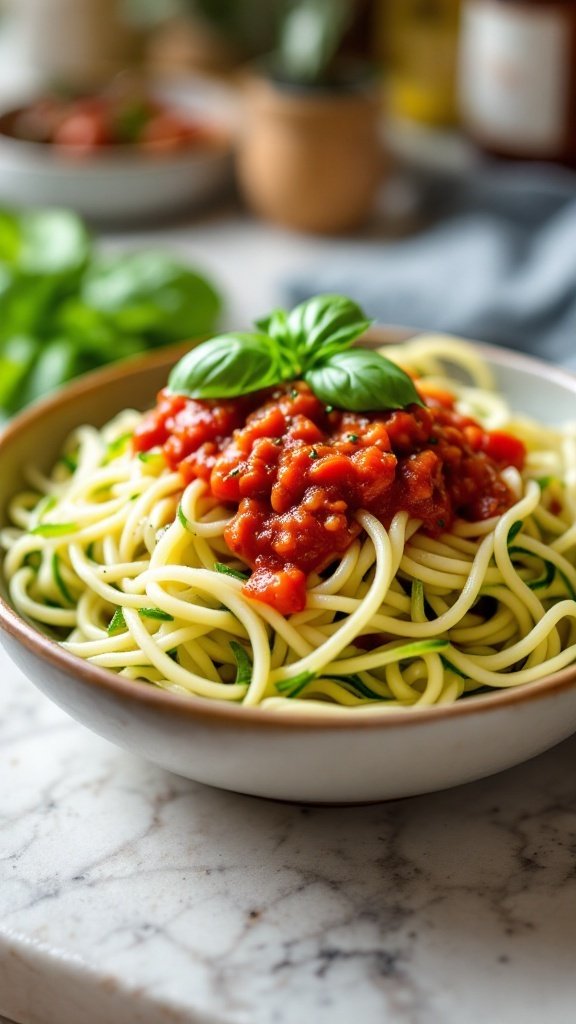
(3, 643), (576, 1024)
(2, 211), (576, 1024)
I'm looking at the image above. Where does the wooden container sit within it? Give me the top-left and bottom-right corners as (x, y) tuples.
(237, 72), (384, 234)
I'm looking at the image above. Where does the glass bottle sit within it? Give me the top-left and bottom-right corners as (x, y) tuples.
(381, 0), (462, 127)
(459, 0), (576, 165)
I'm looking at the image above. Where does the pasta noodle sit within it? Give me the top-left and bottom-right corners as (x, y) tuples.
(2, 335), (576, 713)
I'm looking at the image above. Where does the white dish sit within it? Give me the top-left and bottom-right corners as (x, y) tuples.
(0, 78), (236, 222)
(1, 333), (576, 804)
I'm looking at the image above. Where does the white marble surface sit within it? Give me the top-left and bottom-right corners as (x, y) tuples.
(3, 643), (576, 1024)
(2, 212), (576, 1023)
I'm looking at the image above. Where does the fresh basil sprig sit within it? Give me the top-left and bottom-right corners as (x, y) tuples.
(306, 348), (423, 413)
(168, 332), (284, 400)
(168, 294), (423, 412)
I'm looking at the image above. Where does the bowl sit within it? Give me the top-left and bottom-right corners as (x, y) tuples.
(0, 78), (235, 223)
(1, 332), (576, 804)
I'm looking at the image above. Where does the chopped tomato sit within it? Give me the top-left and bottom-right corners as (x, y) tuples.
(53, 109), (110, 152)
(481, 430), (526, 470)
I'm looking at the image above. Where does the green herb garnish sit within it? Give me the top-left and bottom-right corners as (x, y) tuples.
(507, 520), (523, 546)
(107, 608), (126, 634)
(214, 561), (249, 582)
(177, 503), (194, 534)
(139, 607), (174, 621)
(52, 552), (73, 605)
(276, 670), (316, 698)
(167, 295), (423, 413)
(230, 641), (253, 686)
(31, 521), (77, 537)
(323, 673), (390, 701)
(103, 432), (132, 463)
(107, 606), (173, 635)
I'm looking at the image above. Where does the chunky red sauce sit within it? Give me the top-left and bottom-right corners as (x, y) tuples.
(134, 382), (525, 615)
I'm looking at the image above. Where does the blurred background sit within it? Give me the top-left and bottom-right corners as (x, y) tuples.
(0, 0), (574, 415)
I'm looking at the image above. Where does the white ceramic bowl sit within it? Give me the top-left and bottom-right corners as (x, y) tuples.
(0, 79), (235, 222)
(1, 334), (576, 804)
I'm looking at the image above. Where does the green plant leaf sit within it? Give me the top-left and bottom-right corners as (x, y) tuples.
(17, 209), (91, 277)
(305, 348), (424, 412)
(18, 337), (79, 407)
(254, 307), (288, 337)
(285, 294), (372, 361)
(82, 252), (221, 341)
(0, 208), (223, 416)
(276, 0), (355, 86)
(168, 332), (284, 399)
(0, 335), (39, 409)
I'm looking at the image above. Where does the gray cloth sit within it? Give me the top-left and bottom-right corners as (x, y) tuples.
(284, 165), (576, 369)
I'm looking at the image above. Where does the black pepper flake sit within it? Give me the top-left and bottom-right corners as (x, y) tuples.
(228, 467), (241, 478)
(309, 449), (319, 460)
(437, 518), (446, 528)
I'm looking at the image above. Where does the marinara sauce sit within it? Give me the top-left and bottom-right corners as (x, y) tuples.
(133, 382), (525, 615)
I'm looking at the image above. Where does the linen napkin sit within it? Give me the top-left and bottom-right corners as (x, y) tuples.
(284, 164), (576, 369)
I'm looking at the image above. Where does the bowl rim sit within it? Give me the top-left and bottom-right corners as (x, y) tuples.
(1, 332), (576, 732)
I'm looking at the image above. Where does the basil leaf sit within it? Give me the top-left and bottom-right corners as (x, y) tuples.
(255, 307), (289, 338)
(82, 252), (221, 342)
(0, 335), (39, 410)
(18, 209), (90, 277)
(255, 309), (300, 378)
(285, 294), (372, 361)
(168, 333), (284, 399)
(0, 208), (223, 417)
(18, 336), (79, 407)
(305, 348), (424, 412)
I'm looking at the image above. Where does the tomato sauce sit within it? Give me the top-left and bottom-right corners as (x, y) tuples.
(134, 382), (525, 615)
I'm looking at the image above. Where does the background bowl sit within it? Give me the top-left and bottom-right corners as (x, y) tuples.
(1, 332), (576, 804)
(0, 78), (235, 222)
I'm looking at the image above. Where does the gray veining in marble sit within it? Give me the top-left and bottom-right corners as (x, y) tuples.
(2, 639), (576, 1024)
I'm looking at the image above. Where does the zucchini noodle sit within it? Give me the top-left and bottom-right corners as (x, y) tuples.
(2, 336), (576, 712)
